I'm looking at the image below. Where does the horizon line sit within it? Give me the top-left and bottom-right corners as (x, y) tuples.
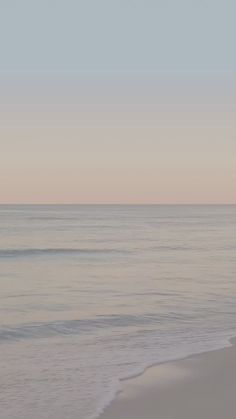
(0, 203), (235, 206)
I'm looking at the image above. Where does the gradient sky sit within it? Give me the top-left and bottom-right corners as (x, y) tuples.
(0, 1), (235, 203)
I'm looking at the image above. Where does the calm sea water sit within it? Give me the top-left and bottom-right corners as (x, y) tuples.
(1, 205), (236, 419)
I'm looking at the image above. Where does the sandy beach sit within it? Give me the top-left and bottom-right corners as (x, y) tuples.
(100, 339), (236, 419)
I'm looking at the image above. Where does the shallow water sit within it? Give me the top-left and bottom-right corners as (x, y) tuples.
(1, 205), (236, 419)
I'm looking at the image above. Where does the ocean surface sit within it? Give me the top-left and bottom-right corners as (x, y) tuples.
(1, 205), (236, 419)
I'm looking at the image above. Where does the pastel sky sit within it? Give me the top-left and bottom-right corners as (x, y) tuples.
(0, 1), (235, 204)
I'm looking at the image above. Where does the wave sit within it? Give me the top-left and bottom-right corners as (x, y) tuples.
(0, 311), (207, 342)
(0, 314), (166, 342)
(150, 245), (201, 251)
(0, 248), (125, 258)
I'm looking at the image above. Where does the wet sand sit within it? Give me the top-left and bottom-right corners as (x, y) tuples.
(100, 339), (236, 419)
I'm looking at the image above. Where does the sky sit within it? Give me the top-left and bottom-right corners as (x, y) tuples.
(0, 0), (235, 204)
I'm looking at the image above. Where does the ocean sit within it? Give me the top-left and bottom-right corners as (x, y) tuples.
(1, 205), (236, 419)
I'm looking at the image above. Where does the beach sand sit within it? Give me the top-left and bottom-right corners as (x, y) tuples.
(100, 339), (236, 419)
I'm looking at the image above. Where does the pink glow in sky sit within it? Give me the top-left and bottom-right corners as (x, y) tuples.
(0, 75), (235, 204)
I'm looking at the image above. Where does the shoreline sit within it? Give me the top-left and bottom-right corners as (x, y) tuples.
(99, 337), (236, 419)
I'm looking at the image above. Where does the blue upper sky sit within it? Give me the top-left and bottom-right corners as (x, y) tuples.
(0, 0), (235, 74)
